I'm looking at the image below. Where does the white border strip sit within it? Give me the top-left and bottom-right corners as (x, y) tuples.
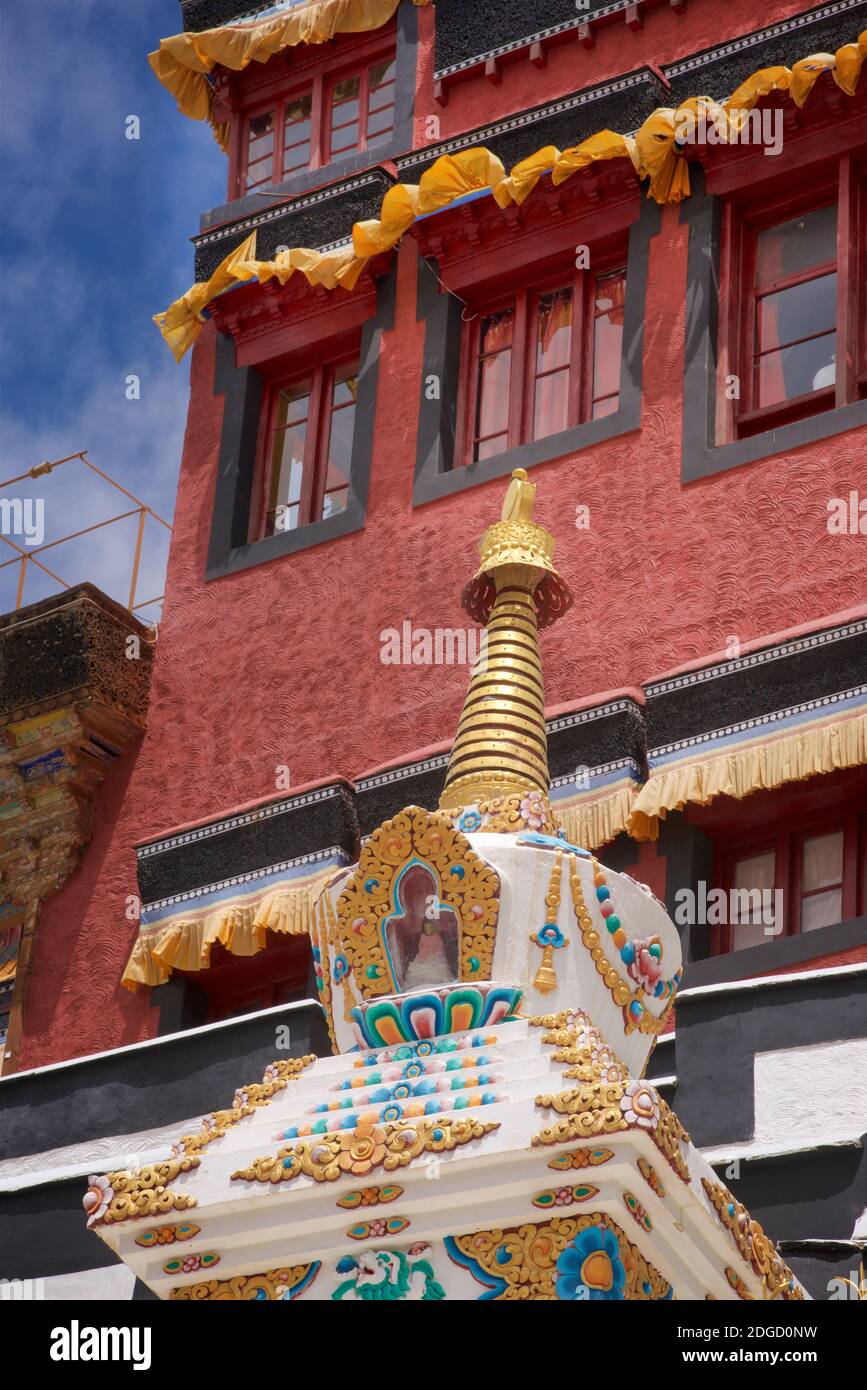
(678, 960), (867, 1002)
(0, 997), (321, 1086)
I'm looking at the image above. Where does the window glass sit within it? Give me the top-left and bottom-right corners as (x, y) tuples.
(473, 309), (513, 460)
(283, 93), (313, 175)
(800, 830), (844, 931)
(731, 850), (777, 950)
(266, 383), (311, 536)
(330, 74), (361, 156)
(753, 204), (837, 406)
(755, 273), (837, 405)
(246, 109), (275, 190)
(592, 271), (625, 418)
(533, 287), (572, 440)
(322, 366), (358, 520)
(756, 204), (836, 284)
(367, 59), (396, 141)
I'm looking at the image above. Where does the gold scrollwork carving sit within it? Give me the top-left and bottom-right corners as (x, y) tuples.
(447, 1213), (671, 1300)
(172, 1053), (316, 1158)
(336, 807), (500, 997)
(232, 1116), (500, 1186)
(95, 1158), (201, 1226)
(637, 1156), (666, 1199)
(702, 1179), (803, 1300)
(533, 1081), (691, 1185)
(170, 1263), (319, 1301)
(547, 1147), (615, 1171)
(725, 1267), (756, 1300)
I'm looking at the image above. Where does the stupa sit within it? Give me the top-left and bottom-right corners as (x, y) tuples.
(85, 471), (807, 1302)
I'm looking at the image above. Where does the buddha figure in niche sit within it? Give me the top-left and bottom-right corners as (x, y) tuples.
(384, 861), (460, 992)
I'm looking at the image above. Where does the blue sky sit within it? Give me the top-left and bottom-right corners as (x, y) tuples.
(0, 0), (228, 618)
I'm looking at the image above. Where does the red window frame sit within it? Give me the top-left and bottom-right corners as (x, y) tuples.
(714, 807), (866, 954)
(325, 55), (396, 161)
(231, 43), (396, 199)
(720, 155), (866, 439)
(180, 940), (315, 1025)
(255, 354), (358, 539)
(456, 257), (627, 466)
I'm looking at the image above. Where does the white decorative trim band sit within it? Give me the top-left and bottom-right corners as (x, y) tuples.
(648, 685), (867, 760)
(646, 619), (867, 697)
(143, 846), (349, 914)
(136, 785), (347, 858)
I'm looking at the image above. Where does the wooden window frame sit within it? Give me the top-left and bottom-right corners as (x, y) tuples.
(324, 54), (396, 162)
(181, 939), (314, 1025)
(719, 155), (866, 440)
(715, 806), (866, 955)
(253, 351), (359, 540)
(456, 252), (627, 467)
(229, 35), (397, 199)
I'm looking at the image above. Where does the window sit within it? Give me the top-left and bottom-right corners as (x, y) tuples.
(717, 810), (866, 954)
(182, 940), (314, 1024)
(236, 53), (395, 197)
(725, 160), (866, 437)
(259, 360), (358, 538)
(327, 58), (396, 159)
(461, 265), (626, 464)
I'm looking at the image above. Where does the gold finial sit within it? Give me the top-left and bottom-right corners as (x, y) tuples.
(439, 470), (573, 812)
(500, 467), (536, 522)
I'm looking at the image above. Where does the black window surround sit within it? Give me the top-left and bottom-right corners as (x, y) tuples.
(201, 2), (419, 234)
(680, 167), (867, 482)
(205, 263), (396, 579)
(412, 196), (661, 505)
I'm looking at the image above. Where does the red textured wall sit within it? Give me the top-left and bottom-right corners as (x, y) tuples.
(414, 1), (815, 148)
(17, 7), (867, 1070)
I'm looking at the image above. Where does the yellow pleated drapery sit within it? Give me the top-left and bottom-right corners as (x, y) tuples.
(627, 710), (867, 843)
(154, 30), (867, 360)
(556, 781), (638, 854)
(150, 0), (432, 147)
(121, 866), (341, 991)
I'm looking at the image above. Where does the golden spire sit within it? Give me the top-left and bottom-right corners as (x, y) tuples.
(439, 469), (573, 812)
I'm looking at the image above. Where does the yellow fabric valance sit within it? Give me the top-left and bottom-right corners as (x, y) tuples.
(627, 709), (867, 842)
(556, 782), (638, 853)
(155, 30), (867, 360)
(150, 0), (431, 146)
(121, 866), (340, 991)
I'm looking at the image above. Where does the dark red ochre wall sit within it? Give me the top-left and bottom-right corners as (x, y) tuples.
(412, 0), (809, 148)
(17, 4), (867, 1069)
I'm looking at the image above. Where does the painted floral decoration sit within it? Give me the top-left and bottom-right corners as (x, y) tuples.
(333, 953), (350, 985)
(458, 810), (483, 833)
(519, 790), (547, 830)
(555, 1226), (626, 1301)
(620, 1080), (659, 1131)
(536, 921), (566, 948)
(625, 934), (664, 994)
(338, 1124), (387, 1176)
(83, 1175), (113, 1228)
